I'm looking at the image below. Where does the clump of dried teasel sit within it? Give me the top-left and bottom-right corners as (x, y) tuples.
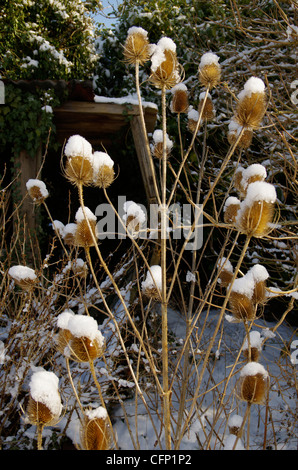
(64, 134), (94, 186)
(198, 52), (221, 89)
(141, 265), (162, 301)
(8, 265), (37, 291)
(74, 206), (98, 248)
(151, 129), (174, 159)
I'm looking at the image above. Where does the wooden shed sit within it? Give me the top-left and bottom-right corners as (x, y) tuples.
(10, 80), (158, 233)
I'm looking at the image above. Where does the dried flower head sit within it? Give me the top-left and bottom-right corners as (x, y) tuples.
(217, 257), (234, 288)
(229, 275), (256, 321)
(199, 52), (221, 89)
(92, 151), (115, 189)
(80, 406), (111, 450)
(62, 223), (77, 246)
(8, 265), (37, 291)
(141, 265), (162, 301)
(123, 26), (151, 65)
(26, 371), (62, 427)
(170, 83), (189, 113)
(150, 37), (181, 89)
(123, 200), (146, 235)
(151, 129), (173, 159)
(198, 91), (215, 121)
(243, 330), (263, 362)
(223, 196), (240, 225)
(236, 362), (269, 404)
(74, 207), (97, 248)
(56, 309), (75, 354)
(64, 135), (93, 186)
(235, 181), (277, 237)
(64, 258), (88, 279)
(234, 164), (267, 198)
(247, 264), (269, 304)
(235, 77), (266, 129)
(26, 179), (49, 204)
(187, 108), (199, 133)
(227, 120), (253, 150)
(61, 313), (105, 363)
(228, 414), (243, 437)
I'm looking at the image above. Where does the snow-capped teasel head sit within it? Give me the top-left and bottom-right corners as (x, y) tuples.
(235, 181), (277, 238)
(75, 207), (98, 248)
(92, 151), (115, 189)
(199, 52), (221, 89)
(123, 200), (146, 234)
(228, 414), (244, 437)
(64, 135), (93, 186)
(228, 119), (253, 150)
(58, 313), (105, 363)
(62, 222), (77, 246)
(235, 77), (266, 130)
(151, 129), (174, 159)
(123, 26), (151, 65)
(236, 361), (269, 404)
(170, 83), (189, 113)
(64, 135), (93, 159)
(8, 265), (37, 291)
(187, 107), (200, 133)
(141, 265), (162, 300)
(81, 405), (111, 450)
(236, 164), (267, 197)
(247, 264), (269, 304)
(26, 179), (49, 204)
(243, 330), (263, 362)
(217, 256), (234, 288)
(229, 274), (256, 321)
(150, 36), (181, 89)
(223, 196), (240, 225)
(26, 370), (62, 428)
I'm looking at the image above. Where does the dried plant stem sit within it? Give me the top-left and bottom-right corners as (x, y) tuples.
(66, 357), (84, 415)
(175, 235), (252, 448)
(36, 423), (44, 450)
(160, 84), (171, 450)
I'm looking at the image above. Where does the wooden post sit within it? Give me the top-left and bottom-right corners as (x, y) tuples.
(15, 146), (42, 234)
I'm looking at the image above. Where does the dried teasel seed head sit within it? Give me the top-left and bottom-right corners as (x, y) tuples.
(64, 135), (93, 186)
(123, 26), (151, 66)
(8, 265), (37, 291)
(170, 83), (189, 113)
(187, 108), (199, 133)
(243, 330), (263, 362)
(236, 362), (269, 404)
(74, 207), (98, 248)
(247, 264), (269, 304)
(26, 371), (62, 427)
(227, 120), (253, 150)
(26, 179), (49, 205)
(141, 265), (162, 301)
(151, 129), (173, 159)
(123, 200), (146, 235)
(56, 309), (75, 354)
(235, 164), (267, 199)
(62, 223), (77, 246)
(63, 314), (105, 363)
(150, 37), (181, 89)
(229, 275), (256, 321)
(235, 181), (277, 238)
(223, 196), (240, 225)
(217, 257), (234, 288)
(198, 52), (221, 89)
(228, 415), (243, 437)
(235, 77), (266, 129)
(92, 152), (115, 189)
(80, 406), (111, 450)
(198, 92), (215, 121)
